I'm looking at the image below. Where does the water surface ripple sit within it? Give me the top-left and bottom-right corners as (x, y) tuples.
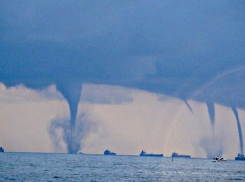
(1, 153), (245, 181)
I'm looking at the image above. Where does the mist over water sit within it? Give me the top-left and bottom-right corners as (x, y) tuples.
(48, 113), (96, 154)
(199, 137), (223, 159)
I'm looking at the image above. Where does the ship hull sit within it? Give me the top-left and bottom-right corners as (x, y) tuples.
(104, 153), (116, 156)
(212, 160), (227, 162)
(172, 155), (191, 158)
(104, 150), (116, 155)
(235, 157), (245, 161)
(171, 152), (191, 158)
(140, 154), (163, 157)
(0, 147), (4, 153)
(235, 153), (245, 161)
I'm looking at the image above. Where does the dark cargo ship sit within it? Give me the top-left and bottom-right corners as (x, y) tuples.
(104, 149), (116, 155)
(0, 147), (4, 152)
(140, 150), (163, 157)
(172, 152), (191, 158)
(235, 153), (245, 161)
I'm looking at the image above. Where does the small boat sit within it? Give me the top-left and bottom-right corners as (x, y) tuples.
(172, 152), (191, 158)
(140, 150), (163, 157)
(0, 147), (4, 152)
(235, 153), (245, 161)
(212, 156), (227, 162)
(104, 149), (116, 155)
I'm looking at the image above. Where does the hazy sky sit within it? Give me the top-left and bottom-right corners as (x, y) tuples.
(0, 83), (244, 159)
(0, 1), (245, 158)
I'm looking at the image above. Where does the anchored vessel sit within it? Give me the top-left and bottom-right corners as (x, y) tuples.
(104, 149), (116, 155)
(140, 150), (163, 157)
(172, 152), (191, 158)
(212, 156), (227, 162)
(235, 153), (245, 161)
(0, 147), (4, 152)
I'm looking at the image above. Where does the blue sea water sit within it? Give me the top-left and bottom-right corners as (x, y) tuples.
(1, 153), (245, 181)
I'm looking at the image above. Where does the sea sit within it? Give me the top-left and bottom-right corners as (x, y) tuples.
(1, 153), (245, 181)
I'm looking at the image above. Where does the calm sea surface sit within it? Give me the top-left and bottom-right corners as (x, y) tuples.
(1, 153), (245, 181)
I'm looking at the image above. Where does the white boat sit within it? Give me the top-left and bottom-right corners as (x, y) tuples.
(212, 156), (227, 162)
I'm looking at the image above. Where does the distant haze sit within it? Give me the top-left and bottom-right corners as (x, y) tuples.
(0, 84), (244, 159)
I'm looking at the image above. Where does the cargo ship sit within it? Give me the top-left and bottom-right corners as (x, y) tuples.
(104, 149), (116, 155)
(0, 147), (4, 152)
(140, 150), (163, 157)
(235, 153), (245, 161)
(171, 152), (191, 158)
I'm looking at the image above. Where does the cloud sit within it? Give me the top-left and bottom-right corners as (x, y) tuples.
(81, 84), (134, 105)
(1, 0), (245, 106)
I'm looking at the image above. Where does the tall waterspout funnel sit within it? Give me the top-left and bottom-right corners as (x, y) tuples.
(56, 82), (82, 153)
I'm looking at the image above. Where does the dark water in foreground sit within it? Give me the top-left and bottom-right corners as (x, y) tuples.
(1, 153), (245, 181)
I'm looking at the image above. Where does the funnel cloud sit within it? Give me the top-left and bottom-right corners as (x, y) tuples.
(206, 102), (215, 139)
(56, 83), (82, 146)
(231, 105), (244, 155)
